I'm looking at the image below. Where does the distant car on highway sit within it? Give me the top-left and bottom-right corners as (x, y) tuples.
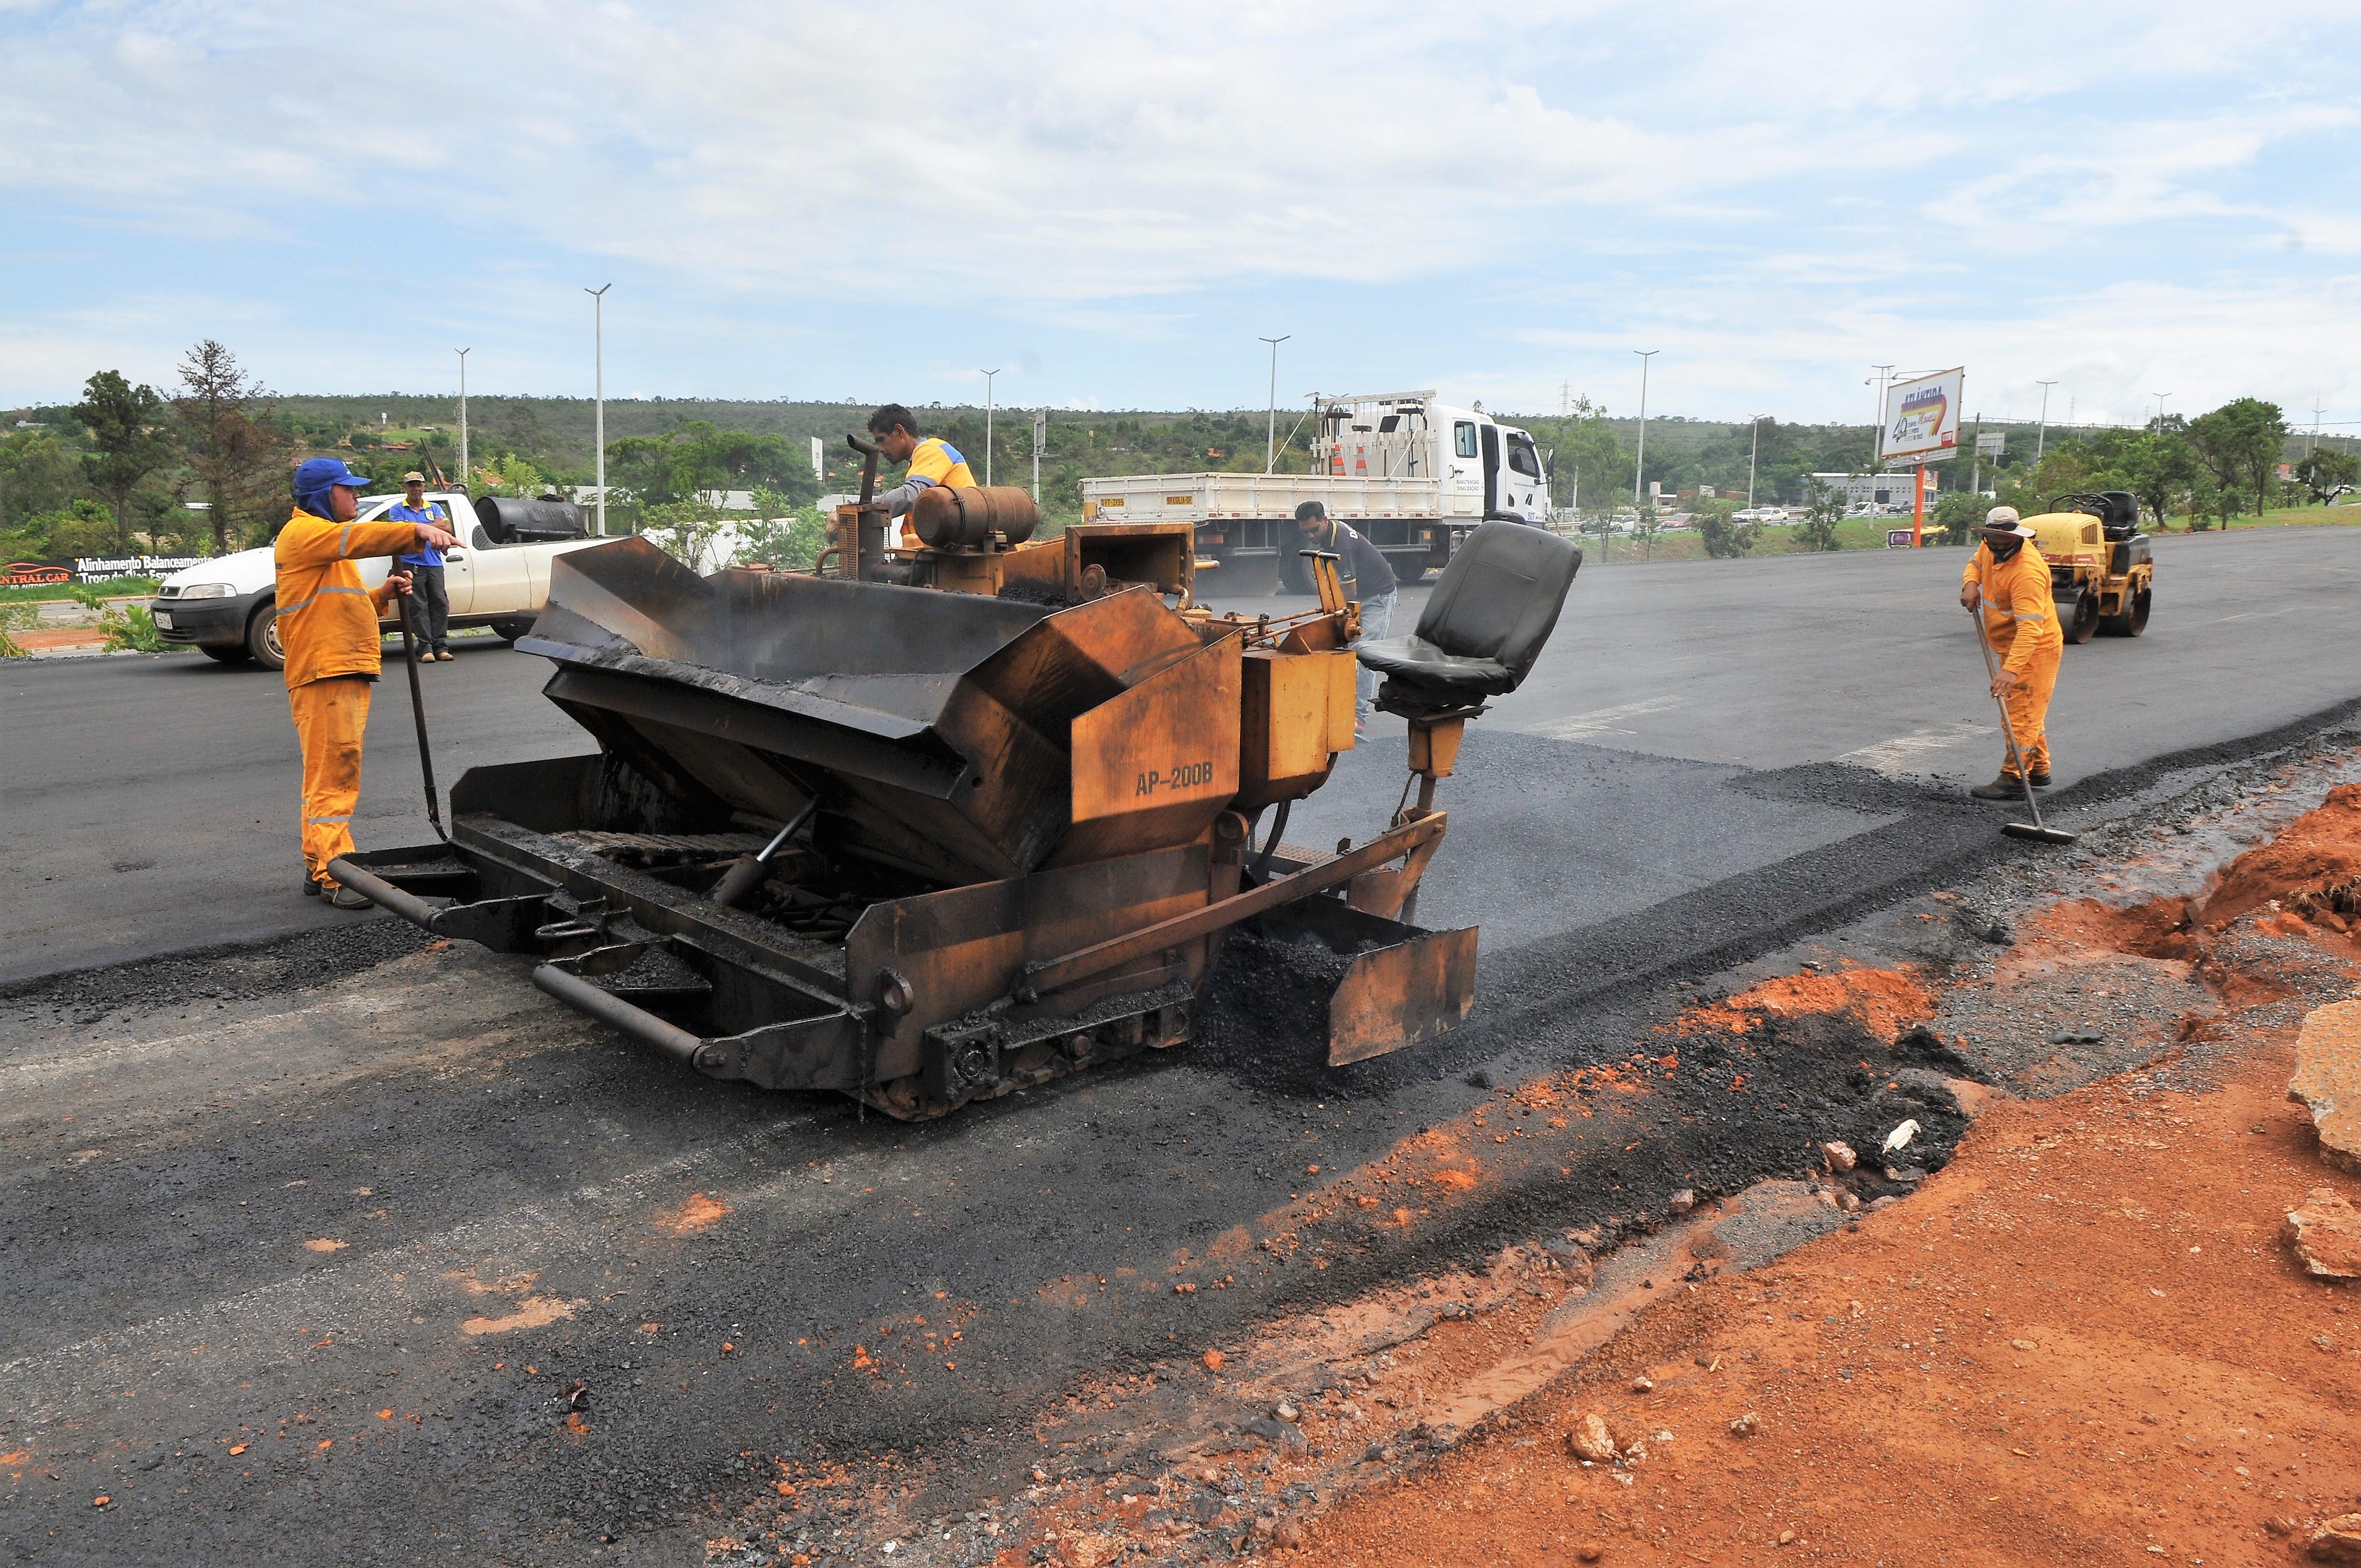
(148, 492), (605, 671)
(1732, 507), (1788, 522)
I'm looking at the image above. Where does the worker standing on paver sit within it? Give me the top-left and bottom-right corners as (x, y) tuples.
(1294, 500), (1397, 738)
(1957, 505), (2063, 800)
(276, 458), (459, 908)
(865, 405), (976, 549)
(391, 470), (455, 662)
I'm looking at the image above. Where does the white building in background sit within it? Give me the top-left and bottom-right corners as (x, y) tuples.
(1807, 471), (1939, 508)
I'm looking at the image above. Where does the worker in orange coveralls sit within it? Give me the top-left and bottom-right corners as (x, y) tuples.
(276, 458), (459, 908)
(1957, 505), (2064, 801)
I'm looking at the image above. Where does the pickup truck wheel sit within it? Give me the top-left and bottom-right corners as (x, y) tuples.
(246, 602), (286, 671)
(491, 617), (536, 643)
(201, 644), (252, 665)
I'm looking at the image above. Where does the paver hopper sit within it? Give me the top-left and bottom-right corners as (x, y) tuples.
(332, 511), (1578, 1118)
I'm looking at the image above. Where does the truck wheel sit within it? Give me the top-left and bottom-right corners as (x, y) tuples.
(246, 602), (286, 671)
(2063, 590), (2100, 644)
(201, 644), (252, 665)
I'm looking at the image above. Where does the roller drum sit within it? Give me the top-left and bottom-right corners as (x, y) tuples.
(911, 486), (1039, 549)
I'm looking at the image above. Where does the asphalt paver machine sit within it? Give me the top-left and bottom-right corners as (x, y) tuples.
(333, 464), (1580, 1118)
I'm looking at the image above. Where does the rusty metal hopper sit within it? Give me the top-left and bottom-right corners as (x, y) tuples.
(520, 537), (1242, 887)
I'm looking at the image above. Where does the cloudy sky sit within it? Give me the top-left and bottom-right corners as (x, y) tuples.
(3, 1), (2354, 425)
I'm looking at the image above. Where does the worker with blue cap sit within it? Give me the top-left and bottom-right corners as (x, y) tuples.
(276, 457), (459, 907)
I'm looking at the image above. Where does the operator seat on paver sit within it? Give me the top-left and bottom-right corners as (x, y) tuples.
(1355, 519), (1582, 713)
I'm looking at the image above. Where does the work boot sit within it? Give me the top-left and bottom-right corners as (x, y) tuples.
(2027, 771), (2052, 788)
(324, 884), (375, 911)
(303, 875), (321, 897)
(1968, 775), (2025, 801)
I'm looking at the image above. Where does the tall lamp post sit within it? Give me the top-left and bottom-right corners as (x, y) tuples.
(1259, 335), (1290, 474)
(1631, 350), (1659, 507)
(979, 368), (1001, 486)
(1868, 364), (1895, 471)
(586, 284), (612, 535)
(1747, 413), (1770, 507)
(455, 347), (471, 492)
(2152, 391), (2173, 428)
(2033, 379), (2059, 466)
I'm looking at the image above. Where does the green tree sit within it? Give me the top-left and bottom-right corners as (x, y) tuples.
(2184, 398), (2287, 529)
(2118, 424), (2200, 531)
(172, 340), (289, 552)
(1696, 498), (1759, 558)
(1792, 478), (1845, 551)
(0, 430), (83, 537)
(73, 370), (171, 553)
(2293, 447), (2359, 505)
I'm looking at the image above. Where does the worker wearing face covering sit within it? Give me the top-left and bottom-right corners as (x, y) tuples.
(275, 458), (460, 908)
(1957, 505), (2063, 800)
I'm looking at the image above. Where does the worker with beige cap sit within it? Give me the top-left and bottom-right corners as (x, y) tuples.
(391, 471), (455, 661)
(1957, 505), (2063, 799)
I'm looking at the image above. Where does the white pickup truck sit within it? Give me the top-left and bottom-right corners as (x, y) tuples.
(1079, 390), (1550, 589)
(148, 492), (606, 671)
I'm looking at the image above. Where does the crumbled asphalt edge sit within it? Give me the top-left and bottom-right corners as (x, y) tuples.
(0, 914), (432, 1021)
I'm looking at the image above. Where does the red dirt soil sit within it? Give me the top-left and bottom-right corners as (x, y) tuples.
(1291, 792), (2361, 1567)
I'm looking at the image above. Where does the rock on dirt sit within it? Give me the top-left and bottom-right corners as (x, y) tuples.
(2286, 1189), (2361, 1280)
(1567, 1412), (1618, 1462)
(2310, 1513), (2361, 1564)
(1729, 1412), (1760, 1437)
(2289, 999), (2361, 1173)
(1821, 1140), (1857, 1172)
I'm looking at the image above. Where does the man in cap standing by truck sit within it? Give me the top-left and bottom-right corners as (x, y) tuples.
(1293, 500), (1397, 738)
(391, 470), (456, 662)
(276, 458), (459, 908)
(1957, 505), (2063, 800)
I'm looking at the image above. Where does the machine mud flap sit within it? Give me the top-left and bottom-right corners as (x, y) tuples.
(1256, 896), (1478, 1066)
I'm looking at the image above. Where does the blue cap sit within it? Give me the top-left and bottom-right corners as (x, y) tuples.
(292, 456), (373, 520)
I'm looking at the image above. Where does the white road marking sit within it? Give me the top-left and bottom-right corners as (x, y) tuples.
(1840, 720), (1994, 778)
(1520, 695), (1685, 742)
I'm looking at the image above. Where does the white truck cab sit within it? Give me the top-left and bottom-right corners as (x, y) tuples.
(1080, 390), (1549, 590)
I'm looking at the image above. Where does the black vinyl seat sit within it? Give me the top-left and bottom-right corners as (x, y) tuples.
(1355, 520), (1581, 709)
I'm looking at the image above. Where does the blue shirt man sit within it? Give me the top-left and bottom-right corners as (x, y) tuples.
(389, 472), (456, 660)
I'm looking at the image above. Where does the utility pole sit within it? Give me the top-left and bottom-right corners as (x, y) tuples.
(978, 369), (1001, 486)
(1032, 408), (1045, 504)
(586, 284), (611, 535)
(2033, 380), (2059, 466)
(1632, 350), (1659, 507)
(1259, 336), (1290, 474)
(1969, 410), (1981, 496)
(1747, 414), (1768, 506)
(2314, 399), (2327, 456)
(1868, 364), (1896, 471)
(455, 347), (471, 492)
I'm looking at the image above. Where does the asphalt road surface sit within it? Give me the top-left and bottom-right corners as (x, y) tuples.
(3, 525), (2358, 1564)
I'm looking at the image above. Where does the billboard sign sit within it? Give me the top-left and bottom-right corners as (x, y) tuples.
(1881, 368), (1963, 466)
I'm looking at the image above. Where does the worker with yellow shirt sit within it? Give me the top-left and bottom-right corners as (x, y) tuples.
(864, 404), (976, 549)
(275, 458), (460, 908)
(1957, 505), (2064, 801)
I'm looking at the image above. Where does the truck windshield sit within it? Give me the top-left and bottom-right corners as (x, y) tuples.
(1454, 422), (1478, 459)
(1507, 439), (1541, 478)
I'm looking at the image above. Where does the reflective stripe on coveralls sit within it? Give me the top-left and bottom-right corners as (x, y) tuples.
(1962, 540), (2064, 779)
(289, 677), (372, 884)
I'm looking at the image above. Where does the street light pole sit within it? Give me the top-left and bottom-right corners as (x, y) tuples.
(2033, 379), (2058, 466)
(1032, 407), (1046, 504)
(455, 347), (471, 492)
(979, 369), (1001, 486)
(1747, 414), (1767, 507)
(1259, 336), (1290, 475)
(1632, 350), (1659, 507)
(1868, 364), (1895, 470)
(586, 284), (611, 535)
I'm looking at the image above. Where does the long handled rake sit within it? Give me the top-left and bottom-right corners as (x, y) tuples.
(1967, 605), (2076, 846)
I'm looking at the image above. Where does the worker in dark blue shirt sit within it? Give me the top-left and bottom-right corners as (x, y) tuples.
(390, 472), (454, 662)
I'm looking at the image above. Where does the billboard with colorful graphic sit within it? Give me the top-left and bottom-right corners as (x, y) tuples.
(1880, 368), (1963, 465)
